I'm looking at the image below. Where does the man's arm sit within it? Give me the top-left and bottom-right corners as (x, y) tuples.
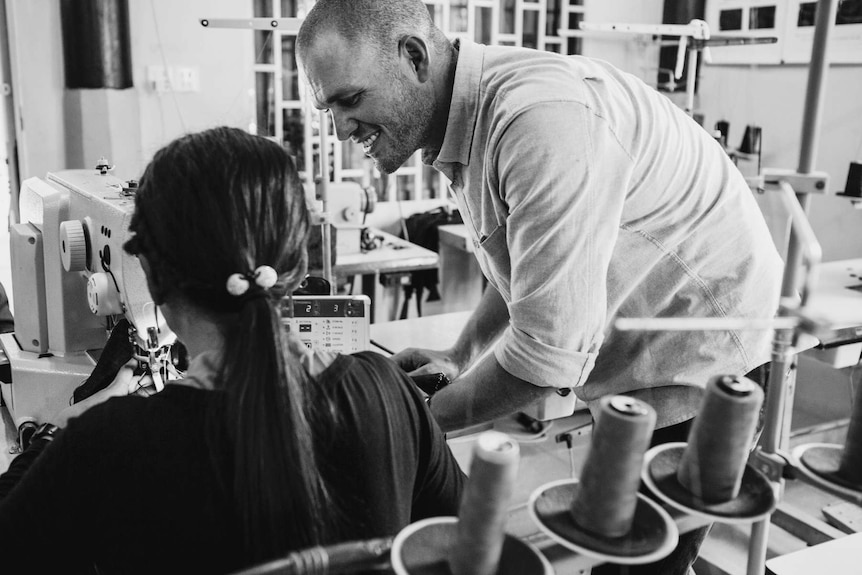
(429, 351), (559, 432)
(395, 282), (559, 432)
(392, 284), (510, 380)
(447, 284), (509, 370)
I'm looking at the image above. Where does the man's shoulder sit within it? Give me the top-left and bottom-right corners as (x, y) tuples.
(474, 48), (600, 129)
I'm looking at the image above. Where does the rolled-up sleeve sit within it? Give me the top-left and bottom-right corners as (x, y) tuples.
(488, 101), (633, 388)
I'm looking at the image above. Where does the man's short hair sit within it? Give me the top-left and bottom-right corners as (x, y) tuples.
(297, 0), (449, 64)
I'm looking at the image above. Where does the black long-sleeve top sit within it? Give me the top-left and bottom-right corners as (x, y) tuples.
(0, 351), (465, 574)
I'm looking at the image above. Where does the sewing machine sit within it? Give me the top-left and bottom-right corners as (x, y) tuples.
(0, 166), (176, 434)
(325, 181), (376, 256)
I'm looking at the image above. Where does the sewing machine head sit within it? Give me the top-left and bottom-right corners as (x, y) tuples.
(54, 169), (175, 354)
(323, 181), (376, 256)
(6, 165), (177, 413)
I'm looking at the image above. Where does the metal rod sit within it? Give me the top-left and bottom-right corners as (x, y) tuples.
(747, 520), (770, 575)
(0, 0), (20, 224)
(685, 46), (697, 116)
(198, 18), (302, 32)
(777, 181), (822, 309)
(797, 1), (836, 176)
(746, 2), (838, 573)
(319, 110), (334, 293)
(614, 317), (798, 332)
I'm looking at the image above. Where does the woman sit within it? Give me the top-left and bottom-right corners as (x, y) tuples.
(0, 127), (464, 574)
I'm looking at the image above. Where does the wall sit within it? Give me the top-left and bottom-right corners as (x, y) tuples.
(5, 0), (254, 184)
(579, 2), (862, 424)
(698, 63), (862, 263)
(4, 0), (66, 184)
(582, 0), (664, 84)
(581, 1), (862, 263)
(129, 1), (255, 178)
(6, 1), (860, 266)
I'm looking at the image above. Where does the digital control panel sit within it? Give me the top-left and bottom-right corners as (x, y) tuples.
(281, 295), (371, 353)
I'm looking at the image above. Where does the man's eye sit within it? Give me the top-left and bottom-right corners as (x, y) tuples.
(344, 94), (361, 107)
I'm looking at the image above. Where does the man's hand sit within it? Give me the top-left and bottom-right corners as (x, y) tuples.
(391, 347), (464, 383)
(55, 362), (153, 427)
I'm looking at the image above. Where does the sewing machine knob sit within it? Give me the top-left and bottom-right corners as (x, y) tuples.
(341, 206), (358, 222)
(361, 185), (377, 215)
(87, 273), (123, 316)
(59, 220), (89, 272)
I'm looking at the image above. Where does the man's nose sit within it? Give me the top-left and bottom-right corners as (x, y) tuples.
(330, 110), (356, 141)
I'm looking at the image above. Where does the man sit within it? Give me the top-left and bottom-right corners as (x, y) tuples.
(297, 0), (781, 428)
(297, 3), (781, 571)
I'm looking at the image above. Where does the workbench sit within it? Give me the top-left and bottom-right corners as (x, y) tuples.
(334, 228), (438, 323)
(369, 293), (862, 572)
(370, 312), (710, 571)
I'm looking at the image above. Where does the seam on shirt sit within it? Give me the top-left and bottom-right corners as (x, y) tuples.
(585, 104), (595, 333)
(488, 94), (635, 171)
(618, 223), (752, 368)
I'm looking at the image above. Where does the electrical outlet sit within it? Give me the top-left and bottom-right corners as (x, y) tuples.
(174, 67), (200, 92)
(146, 65), (200, 93)
(147, 65), (171, 93)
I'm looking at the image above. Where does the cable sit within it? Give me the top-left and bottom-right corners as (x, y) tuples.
(222, 28), (275, 127)
(369, 339), (394, 355)
(100, 253), (122, 294)
(150, 2), (186, 134)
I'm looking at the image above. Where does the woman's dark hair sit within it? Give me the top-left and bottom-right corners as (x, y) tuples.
(124, 126), (330, 560)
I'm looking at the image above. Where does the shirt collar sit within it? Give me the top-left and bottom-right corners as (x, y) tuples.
(425, 38), (483, 182)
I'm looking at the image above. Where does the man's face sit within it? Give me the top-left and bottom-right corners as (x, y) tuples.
(298, 31), (434, 174)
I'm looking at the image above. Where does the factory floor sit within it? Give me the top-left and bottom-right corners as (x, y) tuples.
(1, 159), (858, 573)
(2, 367), (858, 574)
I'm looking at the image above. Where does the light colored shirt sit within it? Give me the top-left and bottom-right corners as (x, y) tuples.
(428, 39), (783, 427)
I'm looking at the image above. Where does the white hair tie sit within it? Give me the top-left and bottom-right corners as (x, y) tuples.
(225, 265), (278, 297)
(253, 265), (278, 289)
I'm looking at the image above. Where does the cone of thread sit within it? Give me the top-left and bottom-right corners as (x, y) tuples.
(570, 395), (657, 538)
(676, 375), (764, 503)
(838, 381), (862, 487)
(450, 430), (520, 575)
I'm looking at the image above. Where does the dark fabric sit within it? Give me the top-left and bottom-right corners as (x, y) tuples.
(0, 437), (54, 498)
(0, 283), (14, 385)
(398, 208), (462, 318)
(72, 319), (135, 404)
(0, 282), (14, 334)
(0, 351), (464, 575)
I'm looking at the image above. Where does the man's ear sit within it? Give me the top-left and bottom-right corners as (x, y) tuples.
(400, 36), (430, 82)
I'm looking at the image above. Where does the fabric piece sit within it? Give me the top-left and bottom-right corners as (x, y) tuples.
(72, 319), (135, 404)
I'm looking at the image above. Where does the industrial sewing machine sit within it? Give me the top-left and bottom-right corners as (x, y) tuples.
(324, 181), (376, 256)
(0, 164), (177, 439)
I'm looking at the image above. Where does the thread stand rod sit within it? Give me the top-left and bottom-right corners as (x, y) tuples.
(318, 110), (334, 294)
(746, 1), (838, 574)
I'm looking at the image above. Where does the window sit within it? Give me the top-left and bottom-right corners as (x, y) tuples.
(749, 5), (777, 29)
(252, 0), (588, 200)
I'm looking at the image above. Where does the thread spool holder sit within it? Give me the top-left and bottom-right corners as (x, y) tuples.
(529, 478), (679, 565)
(641, 442), (776, 524)
(615, 2), (862, 573)
(391, 516), (553, 575)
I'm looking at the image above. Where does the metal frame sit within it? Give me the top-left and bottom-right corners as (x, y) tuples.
(613, 2), (859, 573)
(239, 0), (588, 203)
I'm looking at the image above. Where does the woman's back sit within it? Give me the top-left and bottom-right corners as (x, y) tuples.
(0, 351), (463, 574)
